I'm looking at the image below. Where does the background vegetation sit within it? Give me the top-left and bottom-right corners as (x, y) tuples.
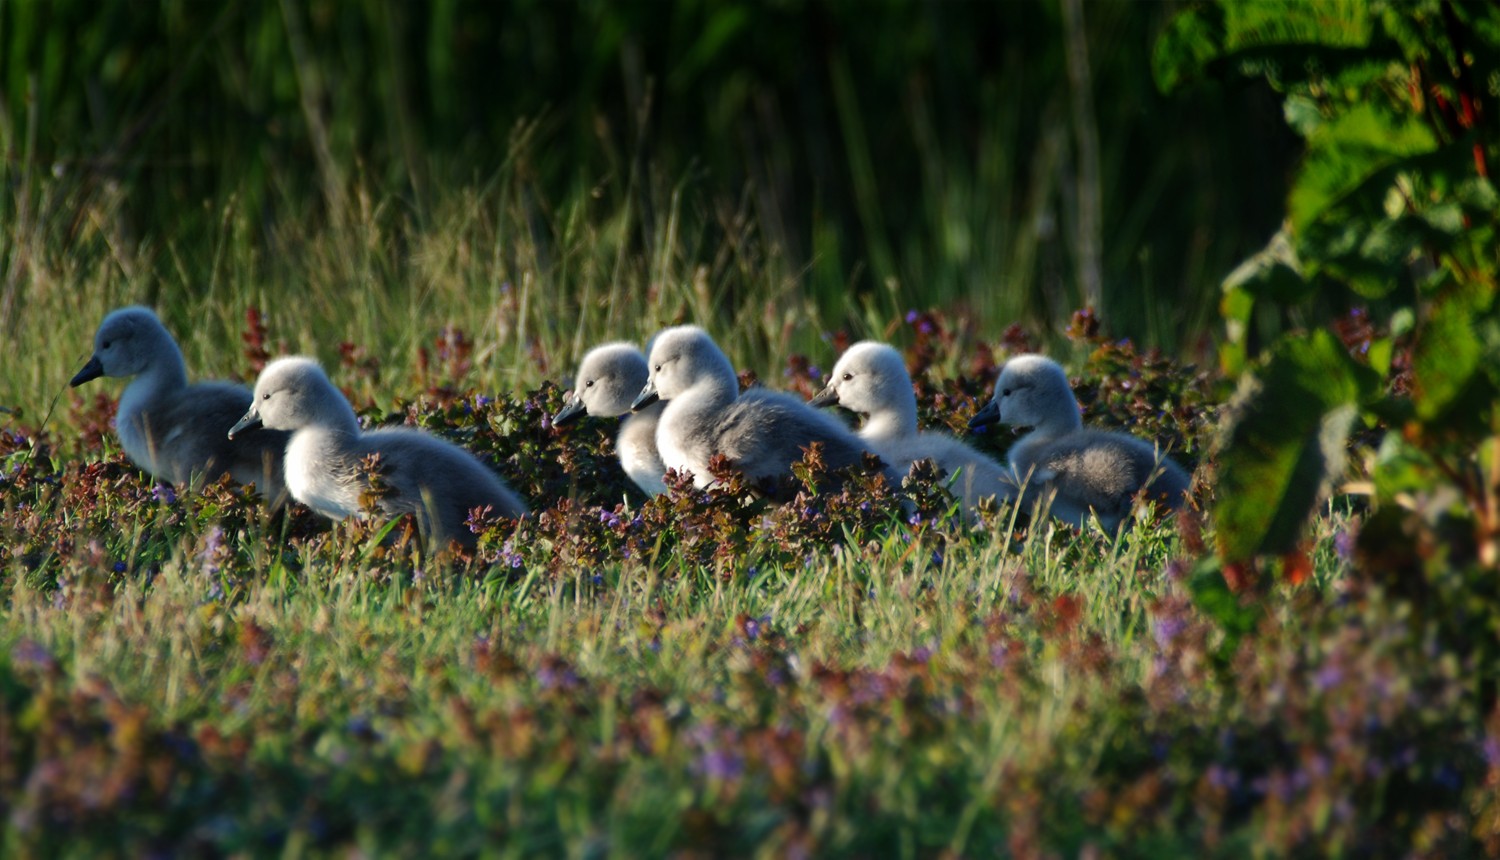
(3, 0), (1499, 856)
(2, 0), (1298, 351)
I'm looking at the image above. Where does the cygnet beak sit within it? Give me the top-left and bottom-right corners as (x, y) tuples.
(967, 399), (1000, 432)
(70, 355), (104, 387)
(630, 381), (659, 412)
(227, 407), (262, 440)
(552, 395), (586, 427)
(807, 384), (839, 409)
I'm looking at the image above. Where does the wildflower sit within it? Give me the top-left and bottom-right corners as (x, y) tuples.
(152, 483), (177, 504)
(599, 508), (622, 528)
(199, 526), (226, 575)
(113, 561), (127, 573)
(500, 539), (523, 569)
(1334, 528), (1356, 562)
(1314, 663), (1343, 691)
(11, 639), (55, 672)
(905, 309), (919, 324)
(1152, 615), (1187, 648)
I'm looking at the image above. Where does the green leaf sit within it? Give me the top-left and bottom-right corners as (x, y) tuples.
(1214, 330), (1371, 562)
(1289, 103), (1438, 232)
(1153, 4), (1227, 93)
(1188, 557), (1259, 657)
(1412, 291), (1484, 420)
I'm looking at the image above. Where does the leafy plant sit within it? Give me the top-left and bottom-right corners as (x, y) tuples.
(1157, 0), (1500, 584)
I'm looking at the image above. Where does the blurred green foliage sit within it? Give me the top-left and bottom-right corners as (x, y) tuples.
(1158, 0), (1500, 675)
(0, 0), (1297, 346)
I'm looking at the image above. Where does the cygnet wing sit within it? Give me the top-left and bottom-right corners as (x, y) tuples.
(711, 389), (869, 480)
(1029, 429), (1187, 516)
(145, 380), (290, 497)
(358, 427), (528, 538)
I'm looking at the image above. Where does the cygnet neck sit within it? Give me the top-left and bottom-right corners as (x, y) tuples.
(121, 345), (190, 408)
(860, 401), (916, 443)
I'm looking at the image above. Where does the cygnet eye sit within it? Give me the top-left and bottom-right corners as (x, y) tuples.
(1001, 388), (1012, 397)
(101, 340), (112, 350)
(653, 364), (661, 372)
(261, 392), (271, 401)
(842, 372), (853, 382)
(585, 380), (594, 388)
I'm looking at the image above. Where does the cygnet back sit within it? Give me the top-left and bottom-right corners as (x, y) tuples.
(809, 341), (1016, 519)
(70, 306), (288, 502)
(552, 342), (669, 496)
(969, 353), (1189, 531)
(230, 357), (527, 547)
(633, 326), (884, 491)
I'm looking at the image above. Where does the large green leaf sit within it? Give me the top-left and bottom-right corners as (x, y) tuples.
(1214, 330), (1373, 562)
(1219, 228), (1309, 375)
(1154, 0), (1376, 93)
(1412, 290), (1486, 420)
(1289, 103), (1438, 232)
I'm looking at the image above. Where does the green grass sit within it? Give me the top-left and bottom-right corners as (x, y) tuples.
(0, 169), (1491, 857)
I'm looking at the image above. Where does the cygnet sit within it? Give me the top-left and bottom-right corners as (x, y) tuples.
(229, 357), (527, 547)
(810, 341), (1017, 520)
(70, 306), (288, 501)
(630, 326), (891, 492)
(552, 342), (668, 496)
(968, 354), (1190, 531)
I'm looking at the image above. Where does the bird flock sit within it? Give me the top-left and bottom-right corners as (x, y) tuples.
(71, 307), (1192, 550)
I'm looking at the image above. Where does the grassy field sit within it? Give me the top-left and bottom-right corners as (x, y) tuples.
(0, 170), (1493, 858)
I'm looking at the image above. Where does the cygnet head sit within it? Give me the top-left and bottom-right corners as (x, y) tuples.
(631, 325), (735, 410)
(969, 354), (1082, 436)
(70, 306), (182, 385)
(553, 342), (650, 426)
(808, 341), (911, 416)
(229, 357), (354, 439)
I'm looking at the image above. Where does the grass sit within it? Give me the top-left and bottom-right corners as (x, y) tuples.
(0, 167), (1492, 857)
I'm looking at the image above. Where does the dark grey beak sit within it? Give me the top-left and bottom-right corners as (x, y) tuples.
(552, 396), (586, 427)
(630, 382), (659, 412)
(807, 384), (839, 409)
(70, 355), (104, 387)
(227, 408), (261, 440)
(968, 399), (1000, 431)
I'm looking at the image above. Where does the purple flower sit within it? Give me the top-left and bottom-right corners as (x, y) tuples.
(744, 618), (761, 641)
(113, 561), (127, 573)
(1334, 529), (1356, 562)
(695, 748), (745, 781)
(1314, 663), (1343, 691)
(808, 365), (823, 380)
(152, 483), (177, 504)
(500, 539), (523, 569)
(11, 639), (55, 672)
(600, 508), (622, 528)
(905, 309), (920, 324)
(1153, 616), (1187, 648)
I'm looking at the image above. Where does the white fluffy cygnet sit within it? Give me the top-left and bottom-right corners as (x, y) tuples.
(229, 357), (528, 547)
(631, 326), (890, 491)
(968, 354), (1190, 532)
(70, 306), (288, 501)
(552, 342), (668, 496)
(810, 341), (1017, 521)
